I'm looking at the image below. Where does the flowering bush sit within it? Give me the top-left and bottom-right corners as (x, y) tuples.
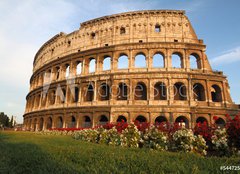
(211, 128), (229, 156)
(72, 129), (99, 143)
(120, 124), (141, 148)
(172, 128), (207, 155)
(98, 127), (121, 146)
(142, 125), (168, 151)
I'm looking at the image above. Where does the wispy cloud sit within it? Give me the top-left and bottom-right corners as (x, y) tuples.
(210, 47), (240, 65)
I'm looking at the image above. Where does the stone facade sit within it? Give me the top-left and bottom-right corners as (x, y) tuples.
(23, 10), (239, 131)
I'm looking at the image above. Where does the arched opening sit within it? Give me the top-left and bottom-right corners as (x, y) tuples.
(89, 58), (96, 73)
(99, 115), (108, 125)
(33, 118), (37, 131)
(135, 115), (147, 123)
(56, 117), (63, 128)
(190, 54), (201, 69)
(99, 83), (110, 101)
(65, 64), (70, 78)
(134, 82), (147, 100)
(215, 118), (226, 128)
(211, 85), (222, 102)
(76, 61), (82, 75)
(172, 53), (183, 68)
(74, 87), (79, 103)
(61, 88), (66, 103)
(29, 119), (32, 130)
(135, 53), (146, 68)
(117, 115), (127, 122)
(44, 69), (52, 83)
(155, 24), (161, 32)
(49, 90), (56, 105)
(117, 83), (128, 100)
(193, 83), (205, 101)
(86, 84), (94, 102)
(69, 116), (76, 128)
(39, 118), (44, 131)
(103, 56), (111, 71)
(35, 94), (41, 108)
(118, 54), (128, 69)
(196, 117), (208, 125)
(83, 116), (91, 128)
(55, 66), (60, 80)
(46, 117), (52, 129)
(154, 82), (167, 100)
(120, 27), (126, 34)
(155, 116), (167, 123)
(153, 53), (164, 68)
(175, 116), (189, 128)
(174, 82), (187, 100)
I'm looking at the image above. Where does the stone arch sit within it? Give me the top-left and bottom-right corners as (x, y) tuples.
(196, 116), (208, 125)
(174, 82), (187, 100)
(76, 61), (82, 75)
(35, 94), (41, 108)
(154, 82), (167, 100)
(98, 83), (110, 101)
(56, 116), (63, 128)
(120, 27), (126, 34)
(118, 54), (128, 69)
(48, 90), (56, 105)
(99, 115), (109, 125)
(211, 85), (222, 102)
(215, 117), (226, 128)
(155, 116), (167, 123)
(85, 84), (94, 102)
(135, 115), (147, 122)
(172, 52), (183, 68)
(60, 88), (66, 103)
(46, 117), (52, 129)
(175, 116), (189, 128)
(33, 118), (37, 131)
(134, 82), (147, 100)
(153, 53), (164, 68)
(89, 58), (96, 73)
(68, 116), (76, 128)
(103, 56), (111, 71)
(155, 24), (161, 32)
(117, 115), (127, 122)
(82, 116), (92, 128)
(39, 117), (44, 131)
(65, 63), (70, 78)
(73, 86), (79, 103)
(135, 53), (146, 68)
(193, 83), (205, 101)
(117, 82), (128, 100)
(189, 53), (201, 69)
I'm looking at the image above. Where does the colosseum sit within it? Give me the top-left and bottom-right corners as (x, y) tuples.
(23, 10), (239, 131)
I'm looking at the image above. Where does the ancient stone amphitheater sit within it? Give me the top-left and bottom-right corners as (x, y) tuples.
(23, 10), (239, 131)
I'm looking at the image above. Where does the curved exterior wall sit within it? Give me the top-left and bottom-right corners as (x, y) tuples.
(23, 10), (239, 131)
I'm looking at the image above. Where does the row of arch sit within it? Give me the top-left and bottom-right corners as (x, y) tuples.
(31, 51), (203, 90)
(27, 81), (223, 111)
(26, 115), (226, 131)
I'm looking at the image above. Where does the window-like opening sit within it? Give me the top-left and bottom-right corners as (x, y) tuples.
(49, 90), (56, 105)
(103, 56), (111, 71)
(99, 115), (108, 125)
(172, 53), (183, 68)
(196, 117), (208, 125)
(154, 82), (167, 100)
(155, 24), (161, 32)
(56, 117), (63, 128)
(56, 67), (60, 80)
(86, 84), (94, 102)
(118, 54), (128, 69)
(190, 54), (201, 69)
(120, 27), (126, 34)
(74, 87), (79, 103)
(155, 116), (167, 123)
(211, 85), (222, 102)
(99, 83), (110, 101)
(65, 64), (70, 78)
(46, 117), (52, 129)
(175, 116), (189, 128)
(69, 116), (76, 128)
(215, 118), (226, 128)
(117, 115), (127, 122)
(91, 32), (96, 39)
(153, 53), (164, 68)
(76, 61), (82, 75)
(117, 83), (128, 100)
(193, 83), (205, 101)
(89, 58), (96, 73)
(135, 115), (147, 123)
(135, 53), (146, 68)
(134, 82), (147, 100)
(139, 40), (143, 43)
(83, 116), (91, 128)
(39, 118), (44, 131)
(174, 82), (187, 100)
(61, 88), (66, 103)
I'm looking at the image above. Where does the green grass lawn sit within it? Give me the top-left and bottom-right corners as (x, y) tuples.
(0, 131), (239, 174)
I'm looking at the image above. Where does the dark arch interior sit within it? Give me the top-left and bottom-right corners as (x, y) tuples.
(46, 117), (52, 129)
(117, 83), (128, 100)
(196, 117), (208, 124)
(134, 82), (147, 100)
(57, 117), (63, 128)
(154, 82), (167, 100)
(193, 83), (205, 101)
(117, 115), (127, 122)
(155, 116), (167, 123)
(174, 82), (187, 100)
(86, 84), (94, 101)
(135, 115), (147, 122)
(211, 85), (222, 102)
(175, 116), (189, 128)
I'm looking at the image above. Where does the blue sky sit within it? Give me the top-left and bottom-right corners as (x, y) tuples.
(0, 0), (239, 123)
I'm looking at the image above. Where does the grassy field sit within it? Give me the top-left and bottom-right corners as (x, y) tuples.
(0, 131), (240, 174)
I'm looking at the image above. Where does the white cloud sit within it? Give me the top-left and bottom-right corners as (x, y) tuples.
(210, 47), (240, 65)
